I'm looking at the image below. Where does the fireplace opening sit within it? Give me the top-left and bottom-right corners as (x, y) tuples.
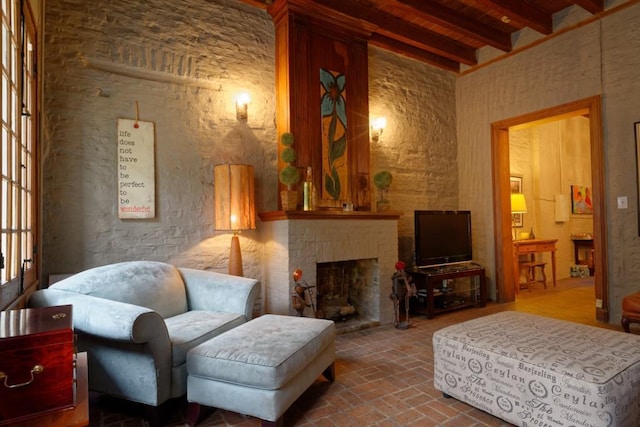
(315, 258), (378, 327)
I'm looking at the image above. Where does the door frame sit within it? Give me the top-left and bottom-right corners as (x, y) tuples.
(491, 95), (608, 322)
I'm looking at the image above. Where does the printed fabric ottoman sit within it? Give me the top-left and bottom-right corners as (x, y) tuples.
(433, 311), (640, 427)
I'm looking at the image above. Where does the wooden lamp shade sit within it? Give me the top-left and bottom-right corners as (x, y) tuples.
(214, 164), (255, 276)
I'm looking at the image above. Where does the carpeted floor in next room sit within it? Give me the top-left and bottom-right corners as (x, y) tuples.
(90, 276), (619, 427)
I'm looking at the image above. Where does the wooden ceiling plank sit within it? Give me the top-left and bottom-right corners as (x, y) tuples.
(310, 0), (477, 65)
(570, 0), (605, 15)
(476, 0), (553, 35)
(369, 34), (460, 72)
(394, 0), (512, 52)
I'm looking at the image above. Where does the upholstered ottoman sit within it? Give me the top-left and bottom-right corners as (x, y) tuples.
(433, 311), (640, 427)
(621, 291), (640, 332)
(186, 314), (336, 427)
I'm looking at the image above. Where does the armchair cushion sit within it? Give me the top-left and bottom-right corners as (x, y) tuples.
(165, 310), (246, 366)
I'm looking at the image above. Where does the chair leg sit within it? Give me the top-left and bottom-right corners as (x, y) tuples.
(539, 265), (547, 289)
(622, 317), (631, 333)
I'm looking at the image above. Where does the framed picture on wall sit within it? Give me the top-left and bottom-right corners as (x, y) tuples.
(510, 175), (523, 227)
(571, 185), (593, 214)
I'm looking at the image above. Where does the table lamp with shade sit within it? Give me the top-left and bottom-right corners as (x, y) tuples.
(510, 193), (528, 241)
(214, 164), (255, 277)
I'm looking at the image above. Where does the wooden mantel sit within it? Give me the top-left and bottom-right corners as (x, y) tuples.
(258, 210), (403, 222)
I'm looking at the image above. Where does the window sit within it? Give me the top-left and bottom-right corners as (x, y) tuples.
(1, 0), (37, 309)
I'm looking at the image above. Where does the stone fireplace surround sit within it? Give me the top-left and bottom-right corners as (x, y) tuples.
(259, 211), (400, 331)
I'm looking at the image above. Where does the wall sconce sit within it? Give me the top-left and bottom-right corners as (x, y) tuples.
(510, 193), (528, 241)
(214, 164), (256, 276)
(371, 117), (387, 141)
(235, 93), (250, 121)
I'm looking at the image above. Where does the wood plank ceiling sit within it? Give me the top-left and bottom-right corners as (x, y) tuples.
(237, 0), (605, 72)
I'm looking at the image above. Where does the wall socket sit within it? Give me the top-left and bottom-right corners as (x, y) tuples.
(595, 299), (603, 308)
(617, 196), (628, 209)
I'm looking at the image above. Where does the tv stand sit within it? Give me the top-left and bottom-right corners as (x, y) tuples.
(409, 263), (486, 319)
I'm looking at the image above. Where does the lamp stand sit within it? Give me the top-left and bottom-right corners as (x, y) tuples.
(229, 233), (244, 277)
(512, 215), (518, 241)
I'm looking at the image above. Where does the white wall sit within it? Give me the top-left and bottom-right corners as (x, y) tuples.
(458, 2), (640, 320)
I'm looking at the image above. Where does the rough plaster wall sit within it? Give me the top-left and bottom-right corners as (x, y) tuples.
(368, 47), (457, 264)
(42, 0), (459, 289)
(42, 0), (277, 280)
(457, 3), (640, 322)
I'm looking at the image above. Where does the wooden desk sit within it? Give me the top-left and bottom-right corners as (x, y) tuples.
(513, 239), (558, 292)
(11, 352), (89, 427)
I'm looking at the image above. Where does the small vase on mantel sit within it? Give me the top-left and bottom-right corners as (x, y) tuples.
(281, 189), (298, 211)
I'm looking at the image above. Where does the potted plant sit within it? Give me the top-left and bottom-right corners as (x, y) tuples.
(279, 132), (301, 210)
(373, 170), (392, 211)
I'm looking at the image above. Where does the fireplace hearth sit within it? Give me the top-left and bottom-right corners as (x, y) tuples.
(258, 210), (401, 330)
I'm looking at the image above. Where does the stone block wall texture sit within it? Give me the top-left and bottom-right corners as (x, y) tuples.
(457, 1), (640, 318)
(41, 0), (456, 294)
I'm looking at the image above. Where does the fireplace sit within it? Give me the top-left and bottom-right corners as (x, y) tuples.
(258, 211), (400, 331)
(315, 258), (377, 323)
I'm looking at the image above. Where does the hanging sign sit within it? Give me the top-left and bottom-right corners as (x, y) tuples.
(117, 118), (155, 219)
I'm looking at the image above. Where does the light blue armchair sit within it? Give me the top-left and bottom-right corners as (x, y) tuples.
(28, 261), (260, 423)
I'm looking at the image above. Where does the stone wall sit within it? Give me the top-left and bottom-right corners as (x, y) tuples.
(457, 1), (640, 319)
(41, 0), (458, 291)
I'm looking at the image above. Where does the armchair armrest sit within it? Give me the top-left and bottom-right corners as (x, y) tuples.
(29, 289), (169, 344)
(179, 268), (261, 320)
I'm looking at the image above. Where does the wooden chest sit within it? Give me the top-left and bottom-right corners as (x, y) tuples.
(0, 305), (75, 425)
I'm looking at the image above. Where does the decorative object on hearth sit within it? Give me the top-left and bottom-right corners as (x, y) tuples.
(374, 170), (392, 211)
(279, 132), (300, 210)
(290, 268), (317, 317)
(389, 261), (417, 329)
(215, 164), (256, 276)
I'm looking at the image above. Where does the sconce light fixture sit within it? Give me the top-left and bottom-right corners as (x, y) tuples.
(214, 164), (256, 276)
(510, 193), (528, 241)
(370, 117), (387, 141)
(235, 93), (251, 121)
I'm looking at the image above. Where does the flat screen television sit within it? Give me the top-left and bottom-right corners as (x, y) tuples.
(414, 210), (473, 268)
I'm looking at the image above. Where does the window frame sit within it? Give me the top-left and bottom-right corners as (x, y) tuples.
(0, 0), (38, 310)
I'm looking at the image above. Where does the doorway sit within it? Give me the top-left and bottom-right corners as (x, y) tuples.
(491, 96), (609, 322)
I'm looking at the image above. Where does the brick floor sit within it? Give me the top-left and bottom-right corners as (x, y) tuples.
(90, 277), (611, 426)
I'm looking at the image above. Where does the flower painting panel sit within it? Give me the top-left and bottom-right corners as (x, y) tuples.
(320, 68), (348, 202)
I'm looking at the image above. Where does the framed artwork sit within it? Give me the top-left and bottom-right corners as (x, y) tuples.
(510, 175), (523, 227)
(571, 185), (593, 214)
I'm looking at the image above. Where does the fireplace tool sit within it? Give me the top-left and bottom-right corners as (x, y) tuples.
(291, 268), (317, 317)
(390, 261), (417, 329)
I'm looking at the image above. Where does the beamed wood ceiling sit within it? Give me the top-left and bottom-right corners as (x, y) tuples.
(237, 0), (605, 72)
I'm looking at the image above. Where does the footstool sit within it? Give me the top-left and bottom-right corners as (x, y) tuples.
(433, 311), (640, 427)
(186, 314), (336, 427)
(622, 291), (640, 332)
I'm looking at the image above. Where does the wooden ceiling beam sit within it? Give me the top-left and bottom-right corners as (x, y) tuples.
(570, 0), (605, 15)
(369, 34), (460, 73)
(394, 0), (512, 52)
(310, 0), (477, 65)
(476, 0), (552, 35)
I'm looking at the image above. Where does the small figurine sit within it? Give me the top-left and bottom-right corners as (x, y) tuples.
(290, 268), (317, 317)
(390, 261), (417, 329)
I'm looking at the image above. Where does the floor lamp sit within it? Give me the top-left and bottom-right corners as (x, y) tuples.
(214, 164), (255, 277)
(510, 193), (528, 241)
